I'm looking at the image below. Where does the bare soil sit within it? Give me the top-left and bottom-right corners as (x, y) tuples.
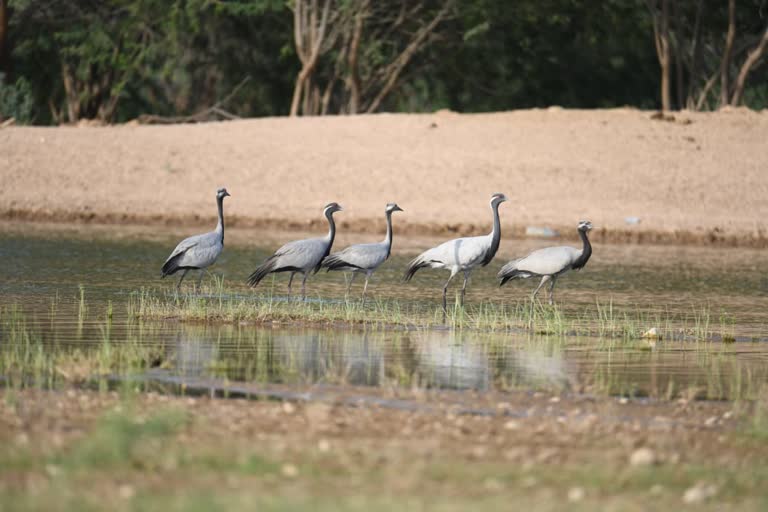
(2, 108), (768, 246)
(2, 387), (766, 510)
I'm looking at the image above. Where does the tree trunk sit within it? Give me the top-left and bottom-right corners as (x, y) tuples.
(720, 0), (736, 106)
(289, 0), (332, 116)
(61, 63), (81, 122)
(647, 0), (671, 112)
(657, 0), (671, 112)
(290, 68), (309, 116)
(0, 0), (9, 81)
(686, 0), (704, 109)
(730, 24), (768, 105)
(671, 0), (684, 109)
(345, 1), (366, 114)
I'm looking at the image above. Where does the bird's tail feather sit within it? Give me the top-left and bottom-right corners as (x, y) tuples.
(322, 254), (361, 272)
(497, 260), (522, 287)
(161, 253), (183, 278)
(402, 254), (430, 282)
(246, 257), (277, 287)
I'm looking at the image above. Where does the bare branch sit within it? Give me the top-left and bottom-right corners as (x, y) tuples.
(731, 23), (768, 105)
(365, 1), (452, 113)
(720, 0), (736, 106)
(137, 76), (251, 124)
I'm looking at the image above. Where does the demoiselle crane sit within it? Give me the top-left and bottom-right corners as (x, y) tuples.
(321, 202), (404, 301)
(403, 193), (508, 313)
(161, 187), (230, 291)
(246, 202), (343, 298)
(497, 220), (593, 304)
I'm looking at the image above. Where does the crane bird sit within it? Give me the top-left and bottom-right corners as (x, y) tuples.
(161, 187), (231, 291)
(497, 220), (593, 304)
(321, 202), (404, 301)
(246, 202), (343, 299)
(403, 193), (508, 313)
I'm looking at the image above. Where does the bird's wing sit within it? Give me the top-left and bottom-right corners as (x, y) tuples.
(164, 233), (205, 263)
(455, 235), (491, 267)
(331, 242), (388, 270)
(413, 236), (483, 266)
(272, 238), (326, 270)
(515, 246), (581, 275)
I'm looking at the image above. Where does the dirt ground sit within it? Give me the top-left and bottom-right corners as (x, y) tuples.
(1, 387), (766, 510)
(2, 108), (767, 247)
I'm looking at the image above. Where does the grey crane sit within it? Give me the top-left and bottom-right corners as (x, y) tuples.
(321, 202), (404, 301)
(161, 187), (230, 291)
(403, 193), (508, 313)
(497, 220), (593, 304)
(246, 202), (343, 298)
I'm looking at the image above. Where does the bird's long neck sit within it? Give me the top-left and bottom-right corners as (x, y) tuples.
(325, 210), (336, 247)
(383, 211), (394, 259)
(572, 229), (592, 270)
(216, 196), (225, 244)
(482, 202), (502, 265)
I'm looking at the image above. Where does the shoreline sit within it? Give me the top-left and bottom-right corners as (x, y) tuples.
(2, 208), (767, 248)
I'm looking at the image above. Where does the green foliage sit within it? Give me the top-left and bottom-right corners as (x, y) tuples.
(4, 0), (768, 123)
(0, 74), (35, 123)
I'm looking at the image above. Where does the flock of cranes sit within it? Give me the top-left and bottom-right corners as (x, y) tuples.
(162, 188), (593, 309)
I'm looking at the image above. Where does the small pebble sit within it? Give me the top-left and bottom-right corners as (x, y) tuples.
(282, 402), (296, 414)
(567, 487), (585, 502)
(281, 463), (299, 478)
(683, 482), (717, 504)
(503, 420), (521, 431)
(629, 447), (656, 467)
(118, 484), (135, 500)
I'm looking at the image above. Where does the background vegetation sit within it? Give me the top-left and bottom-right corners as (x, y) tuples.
(0, 0), (766, 124)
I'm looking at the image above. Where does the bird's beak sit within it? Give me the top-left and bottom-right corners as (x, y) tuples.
(394, 205), (404, 212)
(225, 191), (231, 197)
(338, 206), (344, 212)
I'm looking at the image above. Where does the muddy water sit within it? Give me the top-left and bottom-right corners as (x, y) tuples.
(2, 225), (768, 399)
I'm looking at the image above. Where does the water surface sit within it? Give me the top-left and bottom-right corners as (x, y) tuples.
(2, 225), (768, 400)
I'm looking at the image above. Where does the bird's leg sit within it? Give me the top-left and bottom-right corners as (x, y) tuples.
(176, 269), (189, 293)
(301, 272), (308, 301)
(441, 271), (457, 321)
(196, 269), (204, 292)
(460, 270), (470, 307)
(346, 272), (357, 296)
(547, 276), (557, 305)
(532, 275), (551, 303)
(287, 272), (295, 298)
(361, 273), (371, 305)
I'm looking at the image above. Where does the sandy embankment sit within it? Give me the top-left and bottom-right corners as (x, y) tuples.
(1, 108), (767, 246)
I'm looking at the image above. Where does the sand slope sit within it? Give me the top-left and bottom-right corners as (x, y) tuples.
(2, 108), (767, 245)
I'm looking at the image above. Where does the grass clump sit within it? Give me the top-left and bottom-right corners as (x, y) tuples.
(128, 281), (756, 343)
(0, 305), (166, 390)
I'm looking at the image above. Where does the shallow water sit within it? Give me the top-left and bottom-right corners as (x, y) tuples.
(2, 225), (768, 399)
